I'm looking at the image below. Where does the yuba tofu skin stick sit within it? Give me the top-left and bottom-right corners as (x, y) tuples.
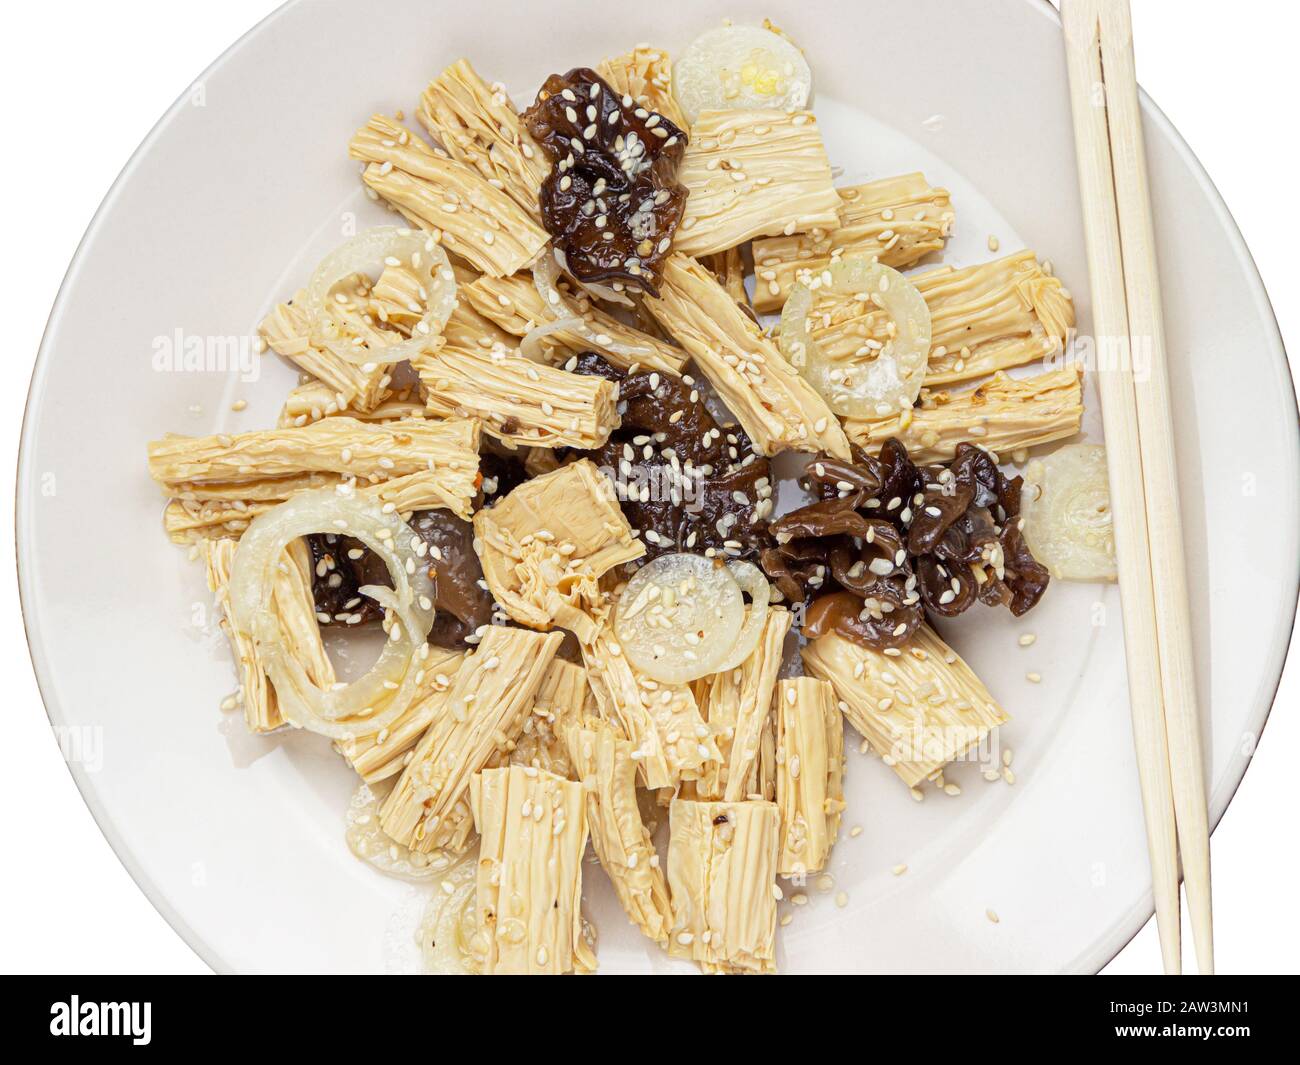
(417, 59), (550, 222)
(674, 110), (839, 258)
(667, 799), (780, 973)
(350, 113), (548, 278)
(470, 765), (593, 974)
(379, 626), (563, 854)
(775, 677), (845, 877)
(567, 718), (673, 944)
(645, 254), (850, 459)
(752, 172), (953, 313)
(846, 365), (1084, 464)
(802, 626), (1009, 790)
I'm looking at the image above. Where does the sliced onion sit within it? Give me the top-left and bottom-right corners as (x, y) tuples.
(780, 258), (931, 420)
(553, 249), (635, 308)
(1019, 443), (1118, 581)
(672, 24), (812, 124)
(304, 226), (457, 365)
(346, 781), (465, 883)
(227, 486), (435, 739)
(710, 561), (772, 673)
(520, 315), (584, 362)
(533, 248), (656, 365)
(578, 279), (636, 308)
(614, 552), (744, 684)
(416, 854), (481, 973)
(780, 260), (929, 418)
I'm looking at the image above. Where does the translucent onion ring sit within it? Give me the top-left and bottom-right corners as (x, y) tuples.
(614, 552), (744, 684)
(346, 781), (460, 882)
(577, 278), (636, 308)
(416, 855), (481, 973)
(519, 315), (585, 362)
(554, 248), (636, 308)
(227, 487), (435, 740)
(779, 258), (931, 420)
(304, 226), (457, 366)
(672, 24), (813, 124)
(532, 247), (655, 365)
(709, 560), (772, 673)
(1019, 443), (1118, 582)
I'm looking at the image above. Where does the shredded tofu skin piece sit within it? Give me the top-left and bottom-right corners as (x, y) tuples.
(703, 246), (752, 311)
(846, 365), (1085, 464)
(349, 114), (548, 277)
(522, 446), (563, 478)
(474, 460), (644, 640)
(646, 254), (850, 458)
(692, 607), (792, 802)
(808, 251), (1075, 390)
(149, 416), (482, 529)
(470, 765), (595, 974)
(204, 537), (334, 733)
(581, 626), (722, 791)
(268, 538), (336, 696)
(667, 799), (780, 974)
(413, 340), (620, 450)
(162, 463), (482, 543)
(278, 381), (421, 428)
(566, 718), (673, 945)
(674, 109), (840, 258)
(417, 59), (549, 222)
(337, 647), (467, 783)
(366, 260), (430, 329)
(802, 627), (1009, 789)
(751, 173), (953, 312)
(205, 538), (277, 731)
(259, 292), (389, 411)
(919, 253), (1075, 385)
(148, 416), (478, 492)
(511, 658), (590, 777)
(462, 273), (687, 376)
(596, 45), (689, 132)
(442, 297), (521, 356)
(379, 626), (564, 853)
(357, 465), (482, 517)
(774, 677), (845, 877)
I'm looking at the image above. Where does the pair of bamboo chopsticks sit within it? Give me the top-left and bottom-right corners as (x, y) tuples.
(1061, 0), (1213, 975)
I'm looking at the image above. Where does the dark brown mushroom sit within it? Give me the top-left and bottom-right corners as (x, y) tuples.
(759, 437), (1050, 651)
(524, 68), (687, 295)
(571, 353), (775, 563)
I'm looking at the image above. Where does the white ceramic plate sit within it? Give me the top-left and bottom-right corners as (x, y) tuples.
(17, 0), (1298, 974)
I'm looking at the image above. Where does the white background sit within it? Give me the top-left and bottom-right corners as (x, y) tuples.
(0, 0), (1295, 975)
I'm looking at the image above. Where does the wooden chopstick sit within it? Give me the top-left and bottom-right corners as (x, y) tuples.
(1061, 0), (1212, 974)
(1091, 0), (1214, 975)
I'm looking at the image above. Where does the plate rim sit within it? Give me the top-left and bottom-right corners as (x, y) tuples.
(14, 0), (1299, 975)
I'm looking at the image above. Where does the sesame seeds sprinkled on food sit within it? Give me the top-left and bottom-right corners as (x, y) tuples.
(143, 16), (1091, 976)
(766, 438), (1049, 651)
(524, 68), (687, 294)
(568, 352), (776, 562)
